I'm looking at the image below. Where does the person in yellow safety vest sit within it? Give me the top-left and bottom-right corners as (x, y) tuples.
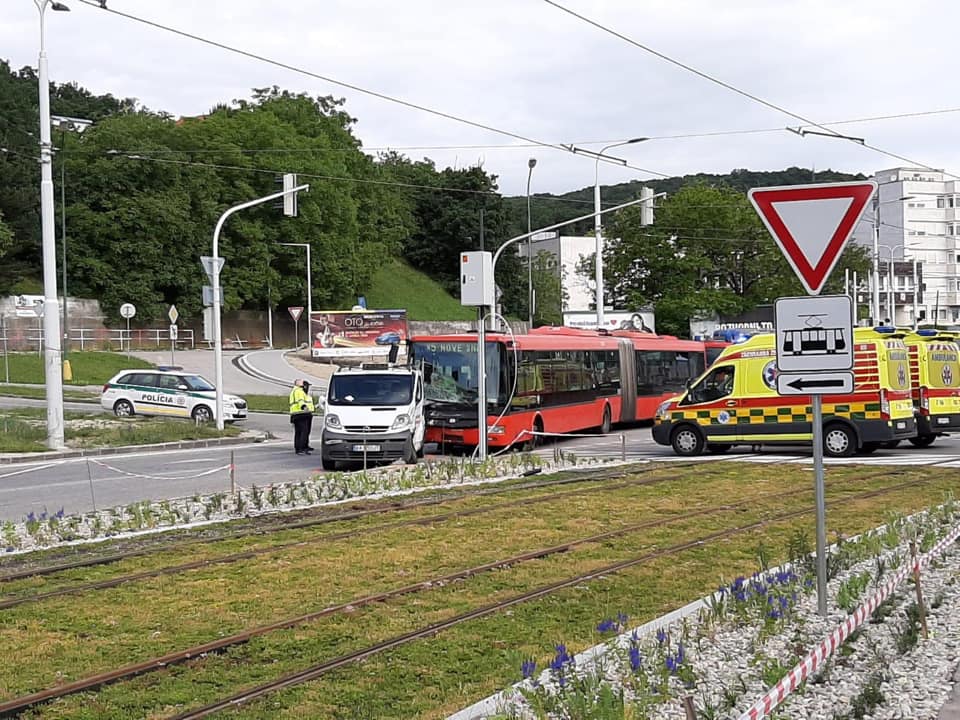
(288, 378), (316, 455)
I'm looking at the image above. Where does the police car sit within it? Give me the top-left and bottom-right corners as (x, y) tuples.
(100, 367), (247, 423)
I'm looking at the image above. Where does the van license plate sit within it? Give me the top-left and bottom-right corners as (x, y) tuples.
(938, 417), (950, 425)
(353, 444), (380, 452)
(896, 422), (906, 429)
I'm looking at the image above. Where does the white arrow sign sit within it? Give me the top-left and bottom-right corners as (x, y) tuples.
(776, 371), (854, 396)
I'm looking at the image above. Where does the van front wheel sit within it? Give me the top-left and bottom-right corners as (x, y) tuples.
(823, 424), (856, 458)
(908, 434), (936, 448)
(671, 426), (704, 457)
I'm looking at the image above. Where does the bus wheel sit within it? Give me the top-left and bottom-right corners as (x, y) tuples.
(599, 406), (612, 435)
(671, 425), (704, 457)
(908, 434), (936, 448)
(706, 443), (730, 454)
(823, 423), (856, 458)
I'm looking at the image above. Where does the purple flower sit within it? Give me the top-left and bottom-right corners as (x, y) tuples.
(597, 618), (616, 633)
(676, 643), (685, 665)
(521, 659), (536, 680)
(656, 628), (667, 645)
(629, 645), (642, 672)
(665, 655), (677, 673)
(617, 611), (629, 627)
(55, 507), (65, 519)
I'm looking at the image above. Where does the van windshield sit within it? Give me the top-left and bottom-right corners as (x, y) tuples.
(184, 375), (215, 391)
(328, 374), (413, 406)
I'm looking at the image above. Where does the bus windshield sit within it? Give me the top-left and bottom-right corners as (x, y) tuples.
(412, 341), (501, 405)
(328, 374), (413, 406)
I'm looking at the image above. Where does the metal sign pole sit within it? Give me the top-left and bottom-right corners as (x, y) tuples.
(125, 317), (130, 359)
(1, 314), (8, 384)
(477, 307), (488, 461)
(294, 316), (299, 349)
(812, 394), (828, 616)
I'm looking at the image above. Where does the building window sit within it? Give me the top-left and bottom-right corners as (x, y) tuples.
(938, 197), (946, 208)
(950, 197), (956, 208)
(917, 231), (926, 236)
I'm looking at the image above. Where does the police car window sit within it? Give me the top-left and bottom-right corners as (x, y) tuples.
(184, 375), (215, 392)
(118, 374), (138, 385)
(157, 375), (182, 390)
(125, 373), (154, 387)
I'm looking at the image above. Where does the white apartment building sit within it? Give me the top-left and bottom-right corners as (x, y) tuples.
(850, 168), (960, 327)
(518, 232), (595, 312)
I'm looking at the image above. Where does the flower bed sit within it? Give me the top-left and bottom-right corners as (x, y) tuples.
(1, 451), (618, 554)
(455, 499), (960, 720)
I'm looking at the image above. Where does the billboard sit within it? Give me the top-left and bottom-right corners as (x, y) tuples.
(562, 310), (656, 333)
(310, 309), (408, 358)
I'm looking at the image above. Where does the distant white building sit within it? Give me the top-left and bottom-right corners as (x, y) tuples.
(851, 168), (960, 326)
(518, 232), (595, 312)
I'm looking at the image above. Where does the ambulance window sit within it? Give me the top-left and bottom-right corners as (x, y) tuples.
(683, 365), (735, 405)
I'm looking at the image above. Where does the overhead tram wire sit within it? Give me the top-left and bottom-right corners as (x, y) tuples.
(73, 0), (669, 180)
(541, 0), (960, 183)
(67, 105), (960, 157)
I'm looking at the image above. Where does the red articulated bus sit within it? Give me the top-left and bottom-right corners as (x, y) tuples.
(411, 326), (706, 449)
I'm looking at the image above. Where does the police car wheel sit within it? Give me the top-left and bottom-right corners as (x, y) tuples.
(671, 425), (704, 456)
(113, 400), (134, 418)
(908, 434), (936, 448)
(192, 405), (213, 423)
(823, 424), (856, 458)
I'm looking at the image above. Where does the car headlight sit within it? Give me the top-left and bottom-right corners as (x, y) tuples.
(391, 414), (411, 430)
(656, 401), (672, 420)
(488, 425), (505, 435)
(325, 414), (342, 429)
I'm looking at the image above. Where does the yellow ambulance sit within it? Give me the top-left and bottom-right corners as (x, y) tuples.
(652, 327), (916, 457)
(896, 329), (960, 448)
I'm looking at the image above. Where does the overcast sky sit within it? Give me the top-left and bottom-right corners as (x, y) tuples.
(5, 0), (960, 196)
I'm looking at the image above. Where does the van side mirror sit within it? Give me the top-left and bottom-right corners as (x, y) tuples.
(177, 384), (189, 391)
(388, 343), (400, 364)
(685, 378), (693, 390)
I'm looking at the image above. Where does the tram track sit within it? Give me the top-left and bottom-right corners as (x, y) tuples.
(0, 462), (724, 609)
(0, 469), (938, 718)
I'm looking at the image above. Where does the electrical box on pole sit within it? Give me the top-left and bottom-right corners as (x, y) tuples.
(283, 173), (298, 217)
(460, 251), (494, 306)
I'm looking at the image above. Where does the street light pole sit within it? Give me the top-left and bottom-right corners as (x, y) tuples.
(572, 138), (648, 328)
(211, 183), (309, 430)
(526, 158), (536, 328)
(35, 0), (71, 449)
(52, 114), (92, 360)
(279, 243), (312, 348)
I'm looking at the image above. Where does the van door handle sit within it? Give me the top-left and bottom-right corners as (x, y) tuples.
(725, 400), (737, 407)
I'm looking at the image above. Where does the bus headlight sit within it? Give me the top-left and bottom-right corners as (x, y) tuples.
(325, 414), (342, 429)
(488, 425), (505, 435)
(391, 414), (411, 430)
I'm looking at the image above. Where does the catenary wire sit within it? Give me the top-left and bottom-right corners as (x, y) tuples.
(541, 0), (960, 182)
(73, 0), (670, 179)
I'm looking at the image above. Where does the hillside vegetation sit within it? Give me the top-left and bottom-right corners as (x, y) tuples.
(365, 259), (474, 321)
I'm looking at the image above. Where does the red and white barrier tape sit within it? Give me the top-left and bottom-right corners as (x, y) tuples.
(88, 459), (232, 482)
(738, 519), (960, 720)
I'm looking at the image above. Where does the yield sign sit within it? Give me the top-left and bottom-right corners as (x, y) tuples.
(748, 181), (876, 295)
(288, 306), (304, 322)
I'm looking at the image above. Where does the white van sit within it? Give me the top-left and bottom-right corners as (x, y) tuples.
(320, 364), (425, 470)
(101, 368), (247, 423)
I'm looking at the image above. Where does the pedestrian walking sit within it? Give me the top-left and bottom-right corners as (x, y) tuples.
(288, 378), (316, 455)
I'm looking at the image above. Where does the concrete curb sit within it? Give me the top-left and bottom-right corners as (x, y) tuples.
(0, 435), (272, 465)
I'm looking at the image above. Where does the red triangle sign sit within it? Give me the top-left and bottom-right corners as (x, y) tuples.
(748, 181), (876, 295)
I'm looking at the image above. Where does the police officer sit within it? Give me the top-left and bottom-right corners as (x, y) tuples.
(288, 378), (316, 455)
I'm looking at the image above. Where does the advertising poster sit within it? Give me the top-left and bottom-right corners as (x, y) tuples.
(311, 309), (408, 358)
(562, 310), (656, 333)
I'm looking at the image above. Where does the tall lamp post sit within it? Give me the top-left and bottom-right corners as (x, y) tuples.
(525, 158), (536, 327)
(569, 138), (648, 327)
(278, 242), (313, 348)
(867, 196), (914, 322)
(35, 0), (71, 449)
(52, 114), (92, 359)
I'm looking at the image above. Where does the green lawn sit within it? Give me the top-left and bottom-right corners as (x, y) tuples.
(244, 394), (288, 413)
(0, 384), (100, 401)
(365, 259), (474, 321)
(0, 408), (241, 453)
(0, 351), (153, 385)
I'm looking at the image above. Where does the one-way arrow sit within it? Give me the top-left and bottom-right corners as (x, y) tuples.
(787, 378), (845, 391)
(776, 371), (854, 396)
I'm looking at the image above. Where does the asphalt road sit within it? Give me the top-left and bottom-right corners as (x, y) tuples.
(3, 399), (960, 522)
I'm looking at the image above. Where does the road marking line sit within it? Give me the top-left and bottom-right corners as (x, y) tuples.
(0, 462), (66, 480)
